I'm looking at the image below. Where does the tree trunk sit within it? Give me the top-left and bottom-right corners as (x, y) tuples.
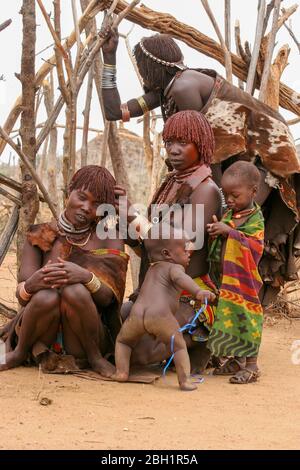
(43, 73), (59, 211)
(17, 0), (39, 267)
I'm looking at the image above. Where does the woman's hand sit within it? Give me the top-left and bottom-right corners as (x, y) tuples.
(42, 257), (92, 289)
(102, 28), (119, 57)
(114, 185), (136, 223)
(24, 260), (67, 294)
(207, 215), (232, 238)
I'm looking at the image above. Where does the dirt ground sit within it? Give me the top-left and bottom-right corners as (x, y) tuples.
(1, 252), (300, 450)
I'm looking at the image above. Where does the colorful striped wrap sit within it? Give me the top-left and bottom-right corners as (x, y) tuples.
(207, 204), (265, 357)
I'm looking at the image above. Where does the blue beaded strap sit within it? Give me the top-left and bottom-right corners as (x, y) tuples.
(163, 298), (208, 376)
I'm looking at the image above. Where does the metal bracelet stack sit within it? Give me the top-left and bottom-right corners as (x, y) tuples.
(101, 63), (117, 89)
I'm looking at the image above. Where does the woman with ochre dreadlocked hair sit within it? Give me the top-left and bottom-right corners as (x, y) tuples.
(0, 166), (129, 376)
(114, 110), (222, 372)
(101, 29), (300, 309)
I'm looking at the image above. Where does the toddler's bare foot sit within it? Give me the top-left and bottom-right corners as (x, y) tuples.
(180, 380), (197, 391)
(111, 371), (129, 382)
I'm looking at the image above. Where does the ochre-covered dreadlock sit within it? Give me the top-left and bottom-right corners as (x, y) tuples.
(68, 165), (116, 206)
(162, 110), (215, 164)
(133, 34), (183, 92)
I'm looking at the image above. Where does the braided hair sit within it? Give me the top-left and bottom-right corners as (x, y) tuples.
(162, 110), (215, 165)
(68, 165), (116, 206)
(133, 34), (183, 92)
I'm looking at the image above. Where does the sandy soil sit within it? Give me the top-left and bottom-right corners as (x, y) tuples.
(1, 253), (300, 450)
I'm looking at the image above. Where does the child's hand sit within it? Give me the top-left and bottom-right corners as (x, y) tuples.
(195, 290), (216, 304)
(207, 215), (232, 237)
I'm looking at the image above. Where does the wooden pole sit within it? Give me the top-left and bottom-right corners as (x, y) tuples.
(246, 0), (266, 94)
(259, 0), (281, 102)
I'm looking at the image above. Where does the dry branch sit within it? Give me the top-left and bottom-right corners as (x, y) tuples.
(284, 21), (300, 54)
(200, 0), (232, 82)
(81, 67), (94, 166)
(0, 173), (45, 202)
(0, 205), (19, 267)
(0, 186), (22, 206)
(0, 19), (12, 32)
(246, 0), (266, 94)
(259, 0), (281, 102)
(0, 127), (58, 219)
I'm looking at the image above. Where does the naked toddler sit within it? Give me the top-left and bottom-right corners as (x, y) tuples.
(112, 236), (216, 391)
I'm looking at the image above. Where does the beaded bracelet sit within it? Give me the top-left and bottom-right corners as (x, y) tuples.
(102, 64), (117, 89)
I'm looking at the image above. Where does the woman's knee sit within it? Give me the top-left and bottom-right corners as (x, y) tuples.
(30, 289), (60, 312)
(61, 283), (90, 306)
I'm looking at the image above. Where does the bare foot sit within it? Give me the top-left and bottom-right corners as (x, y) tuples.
(180, 380), (197, 391)
(90, 357), (116, 377)
(0, 350), (26, 371)
(111, 371), (129, 382)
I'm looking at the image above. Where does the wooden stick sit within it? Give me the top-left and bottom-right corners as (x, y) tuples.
(0, 19), (12, 32)
(234, 20), (245, 90)
(37, 0), (73, 85)
(0, 127), (58, 220)
(100, 120), (110, 167)
(0, 205), (19, 267)
(224, 0), (231, 52)
(81, 67), (94, 166)
(246, 0), (266, 94)
(284, 21), (300, 54)
(259, 0), (281, 101)
(287, 117), (300, 126)
(71, 0), (83, 74)
(0, 173), (45, 202)
(0, 186), (22, 206)
(53, 0), (70, 104)
(200, 0), (232, 82)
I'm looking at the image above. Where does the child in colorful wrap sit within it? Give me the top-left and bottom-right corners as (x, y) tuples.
(112, 232), (216, 391)
(207, 161), (265, 384)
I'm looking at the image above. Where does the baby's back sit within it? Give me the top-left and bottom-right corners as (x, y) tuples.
(132, 262), (180, 318)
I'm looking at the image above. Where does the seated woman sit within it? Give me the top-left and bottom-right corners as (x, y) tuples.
(0, 165), (129, 377)
(115, 110), (221, 372)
